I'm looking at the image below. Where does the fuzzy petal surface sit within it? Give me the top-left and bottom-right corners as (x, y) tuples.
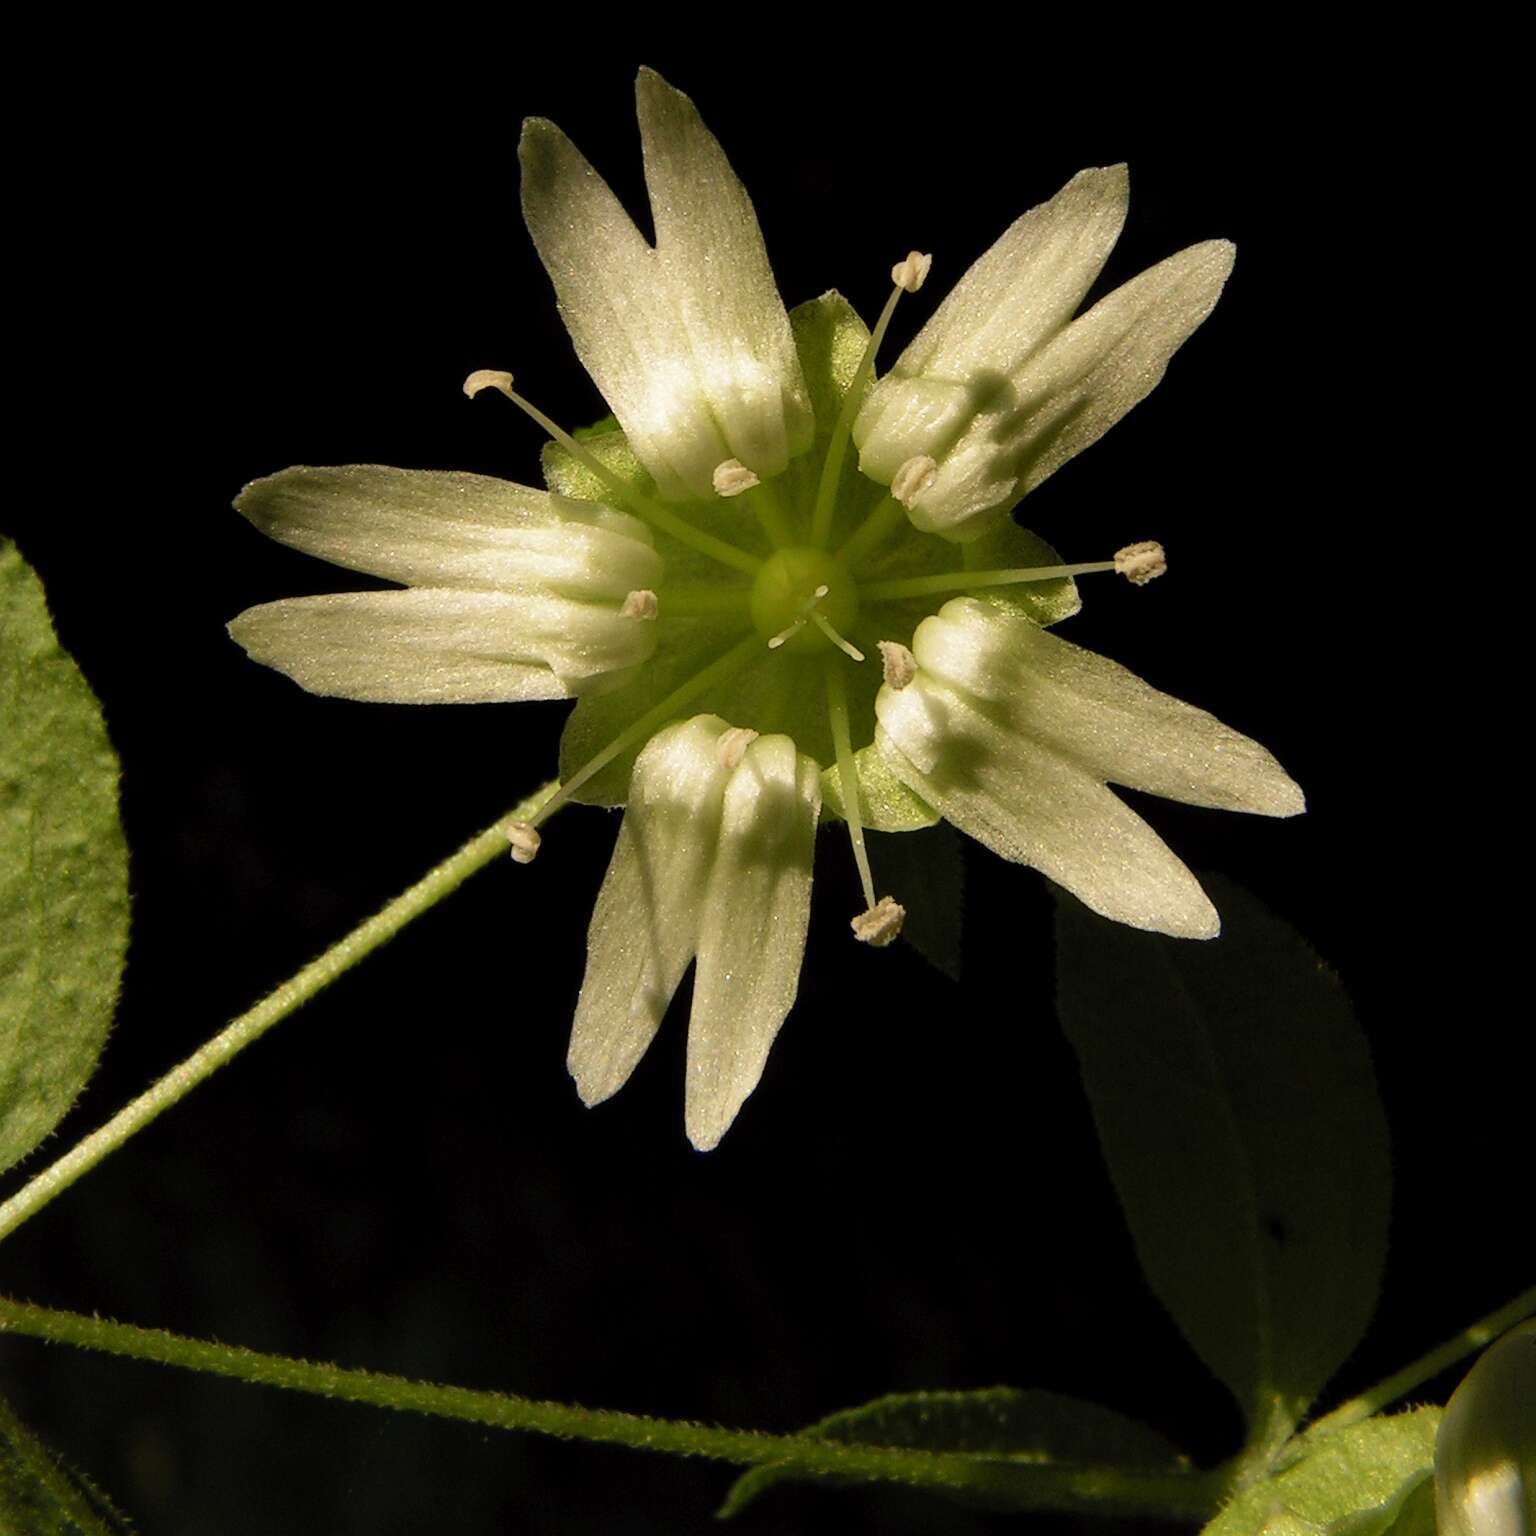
(854, 165), (1129, 488)
(520, 72), (809, 501)
(686, 735), (819, 1150)
(228, 588), (655, 703)
(235, 465), (660, 598)
(911, 599), (1303, 816)
(568, 716), (734, 1108)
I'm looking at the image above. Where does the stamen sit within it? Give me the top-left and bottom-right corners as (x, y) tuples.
(528, 634), (762, 832)
(877, 641), (917, 690)
(463, 369), (761, 578)
(712, 458), (760, 498)
(810, 254), (932, 547)
(835, 493), (909, 569)
(715, 726), (759, 770)
(891, 454), (938, 507)
(825, 659), (878, 913)
(851, 896), (906, 947)
(890, 251), (932, 293)
(463, 369), (517, 401)
(620, 589), (659, 620)
(1114, 541), (1167, 585)
(860, 541), (1168, 604)
(506, 821), (541, 865)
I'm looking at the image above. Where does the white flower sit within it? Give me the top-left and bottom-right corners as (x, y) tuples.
(853, 164), (1235, 542)
(229, 68), (1302, 1147)
(1434, 1322), (1534, 1536)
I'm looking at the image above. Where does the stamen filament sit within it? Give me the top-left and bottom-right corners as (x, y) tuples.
(810, 280), (909, 548)
(467, 373), (761, 577)
(743, 478), (796, 549)
(529, 635), (762, 830)
(836, 494), (909, 569)
(861, 561), (1119, 603)
(825, 659), (877, 911)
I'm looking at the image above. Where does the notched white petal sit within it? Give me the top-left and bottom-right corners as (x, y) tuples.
(568, 716), (737, 1108)
(234, 465), (661, 598)
(520, 72), (811, 501)
(686, 734), (820, 1150)
(228, 587), (657, 704)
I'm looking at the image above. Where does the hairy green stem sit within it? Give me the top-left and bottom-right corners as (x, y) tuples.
(0, 783), (556, 1245)
(1302, 1283), (1536, 1442)
(0, 1297), (1218, 1520)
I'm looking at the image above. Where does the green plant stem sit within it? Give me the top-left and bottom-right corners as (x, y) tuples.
(0, 784), (555, 1246)
(0, 1297), (1218, 1521)
(1303, 1283), (1536, 1442)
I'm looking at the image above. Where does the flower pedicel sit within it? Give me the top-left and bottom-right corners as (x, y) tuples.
(229, 68), (1302, 1149)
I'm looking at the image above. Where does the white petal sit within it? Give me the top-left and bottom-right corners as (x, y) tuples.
(235, 466), (661, 598)
(912, 599), (1303, 816)
(854, 166), (1128, 488)
(636, 70), (813, 479)
(520, 73), (809, 501)
(686, 734), (819, 1150)
(228, 588), (656, 703)
(568, 717), (733, 1107)
(876, 681), (1220, 939)
(913, 240), (1236, 537)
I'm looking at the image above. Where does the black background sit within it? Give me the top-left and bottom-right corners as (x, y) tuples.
(4, 31), (1525, 1536)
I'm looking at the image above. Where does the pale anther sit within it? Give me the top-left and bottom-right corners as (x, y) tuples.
(712, 458), (760, 498)
(463, 369), (516, 401)
(506, 820), (541, 865)
(890, 251), (933, 293)
(1114, 541), (1167, 586)
(715, 727), (759, 770)
(851, 896), (906, 947)
(620, 589), (658, 621)
(877, 640), (917, 690)
(891, 454), (938, 506)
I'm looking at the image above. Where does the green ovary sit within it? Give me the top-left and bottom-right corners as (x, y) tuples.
(749, 547), (859, 653)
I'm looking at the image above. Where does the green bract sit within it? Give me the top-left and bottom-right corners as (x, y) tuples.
(228, 69), (1302, 1146)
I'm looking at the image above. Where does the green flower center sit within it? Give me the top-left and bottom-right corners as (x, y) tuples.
(749, 547), (859, 653)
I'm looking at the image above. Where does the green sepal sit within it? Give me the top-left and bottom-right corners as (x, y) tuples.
(1200, 1412), (1440, 1536)
(790, 289), (872, 430)
(966, 522), (1082, 627)
(539, 423), (650, 503)
(0, 544), (130, 1175)
(1055, 878), (1390, 1448)
(820, 743), (939, 832)
(720, 1385), (1187, 1519)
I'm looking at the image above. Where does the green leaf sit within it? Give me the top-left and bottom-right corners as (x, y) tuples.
(1201, 1411), (1439, 1536)
(0, 545), (129, 1174)
(1055, 877), (1389, 1446)
(0, 1390), (136, 1534)
(721, 1385), (1185, 1517)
